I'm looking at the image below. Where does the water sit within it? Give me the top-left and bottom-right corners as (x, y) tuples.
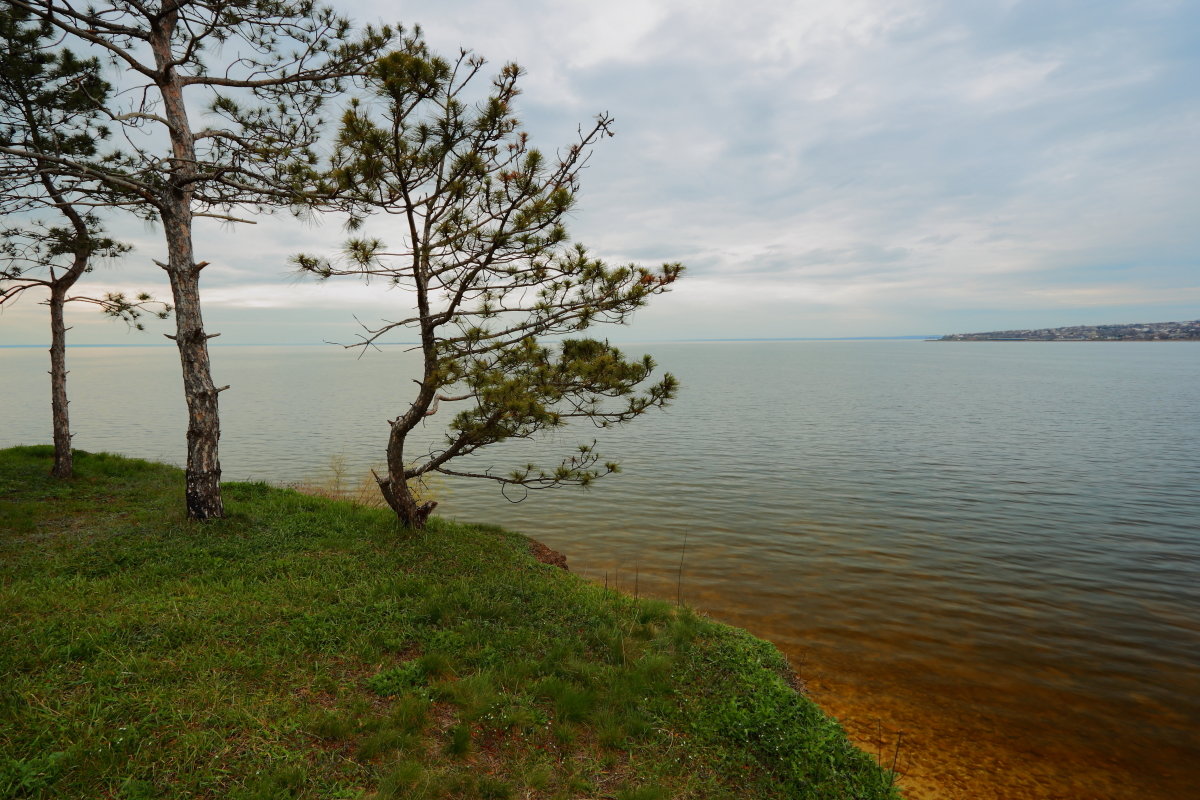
(2, 340), (1198, 798)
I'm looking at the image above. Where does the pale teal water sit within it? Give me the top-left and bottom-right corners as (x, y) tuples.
(2, 341), (1198, 797)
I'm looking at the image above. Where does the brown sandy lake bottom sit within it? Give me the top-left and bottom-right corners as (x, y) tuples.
(680, 579), (1196, 800)
(3, 341), (1198, 798)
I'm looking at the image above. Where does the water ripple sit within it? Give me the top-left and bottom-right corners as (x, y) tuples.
(3, 340), (1198, 798)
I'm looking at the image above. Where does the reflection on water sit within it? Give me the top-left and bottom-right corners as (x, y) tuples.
(3, 341), (1198, 799)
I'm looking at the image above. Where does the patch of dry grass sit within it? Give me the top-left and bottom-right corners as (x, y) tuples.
(288, 455), (440, 511)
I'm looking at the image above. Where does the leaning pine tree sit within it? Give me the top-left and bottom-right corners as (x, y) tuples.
(296, 40), (682, 528)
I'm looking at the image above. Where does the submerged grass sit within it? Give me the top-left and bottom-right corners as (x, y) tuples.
(0, 445), (898, 799)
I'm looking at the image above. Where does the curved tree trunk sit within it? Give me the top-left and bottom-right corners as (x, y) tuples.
(378, 423), (436, 528)
(47, 285), (71, 478)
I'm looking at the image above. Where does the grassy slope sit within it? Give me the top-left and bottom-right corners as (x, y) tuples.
(0, 446), (898, 800)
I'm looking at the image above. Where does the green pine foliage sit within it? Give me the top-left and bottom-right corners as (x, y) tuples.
(296, 35), (683, 526)
(0, 4), (167, 327)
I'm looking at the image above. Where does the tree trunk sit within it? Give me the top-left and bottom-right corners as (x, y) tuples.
(154, 16), (223, 520)
(47, 286), (71, 478)
(378, 474), (436, 529)
(163, 212), (224, 520)
(378, 425), (436, 528)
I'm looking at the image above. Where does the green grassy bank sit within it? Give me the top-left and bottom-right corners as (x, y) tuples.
(0, 446), (898, 799)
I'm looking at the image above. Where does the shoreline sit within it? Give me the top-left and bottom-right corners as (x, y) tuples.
(529, 537), (1192, 800)
(1, 445), (900, 799)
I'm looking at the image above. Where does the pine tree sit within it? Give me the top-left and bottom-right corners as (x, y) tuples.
(0, 4), (169, 478)
(296, 39), (682, 528)
(2, 1), (392, 517)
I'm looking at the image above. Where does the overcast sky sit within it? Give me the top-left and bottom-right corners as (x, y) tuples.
(2, 0), (1197, 344)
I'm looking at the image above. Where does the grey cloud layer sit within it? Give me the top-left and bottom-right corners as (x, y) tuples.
(4, 0), (1194, 344)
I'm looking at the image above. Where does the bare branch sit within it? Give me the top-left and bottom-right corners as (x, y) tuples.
(193, 211), (257, 224)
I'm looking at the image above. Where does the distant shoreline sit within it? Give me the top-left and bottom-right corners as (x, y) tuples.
(929, 338), (1199, 342)
(935, 319), (1200, 342)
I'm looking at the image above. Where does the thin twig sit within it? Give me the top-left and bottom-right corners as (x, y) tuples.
(889, 731), (904, 787)
(676, 529), (689, 607)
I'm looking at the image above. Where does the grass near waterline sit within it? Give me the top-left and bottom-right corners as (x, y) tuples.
(0, 446), (899, 800)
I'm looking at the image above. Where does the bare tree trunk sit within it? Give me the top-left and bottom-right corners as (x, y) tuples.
(162, 211), (224, 520)
(47, 285), (71, 478)
(378, 424), (436, 528)
(154, 15), (223, 520)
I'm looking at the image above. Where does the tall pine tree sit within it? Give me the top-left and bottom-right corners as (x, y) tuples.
(2, 1), (392, 518)
(1, 4), (169, 478)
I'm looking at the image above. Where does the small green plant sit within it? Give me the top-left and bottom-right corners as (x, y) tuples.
(616, 785), (669, 800)
(419, 651), (455, 679)
(441, 673), (500, 722)
(0, 751), (71, 796)
(445, 723), (472, 758)
(375, 760), (424, 799)
(490, 703), (546, 734)
(536, 677), (596, 723)
(356, 728), (412, 761)
(305, 710), (356, 742)
(367, 663), (426, 696)
(596, 711), (628, 749)
(231, 763), (307, 800)
(477, 776), (514, 800)
(389, 694), (431, 733)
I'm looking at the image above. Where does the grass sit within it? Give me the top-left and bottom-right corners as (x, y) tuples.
(0, 445), (899, 799)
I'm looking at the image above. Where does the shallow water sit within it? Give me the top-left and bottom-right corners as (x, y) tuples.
(3, 340), (1198, 798)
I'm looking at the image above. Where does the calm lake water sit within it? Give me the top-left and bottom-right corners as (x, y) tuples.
(2, 340), (1198, 799)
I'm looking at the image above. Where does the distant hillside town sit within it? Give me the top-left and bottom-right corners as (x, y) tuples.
(938, 319), (1200, 341)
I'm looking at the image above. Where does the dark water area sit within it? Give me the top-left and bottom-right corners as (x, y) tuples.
(3, 340), (1198, 798)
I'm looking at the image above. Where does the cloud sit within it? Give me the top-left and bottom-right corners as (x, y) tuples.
(4, 0), (1197, 345)
(200, 281), (412, 311)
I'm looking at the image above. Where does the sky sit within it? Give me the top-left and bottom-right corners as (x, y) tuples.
(2, 0), (1198, 344)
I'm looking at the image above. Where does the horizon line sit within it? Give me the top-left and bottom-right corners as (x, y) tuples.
(0, 335), (940, 348)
